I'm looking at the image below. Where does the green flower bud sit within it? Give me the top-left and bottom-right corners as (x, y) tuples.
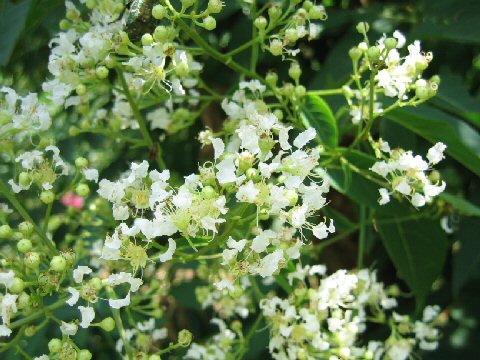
(178, 329), (193, 347)
(153, 26), (169, 42)
(428, 80), (439, 97)
(201, 185), (217, 200)
(85, 0), (96, 9)
(367, 46), (381, 62)
(18, 292), (31, 309)
(356, 22), (369, 34)
(294, 85), (306, 98)
(76, 84), (87, 96)
(89, 277), (103, 291)
(141, 33), (154, 46)
(69, 126), (80, 136)
(24, 251), (41, 268)
(9, 277), (25, 294)
(40, 190), (55, 204)
(149, 355), (161, 360)
(268, 4), (282, 21)
(18, 172), (31, 187)
(17, 238), (33, 253)
(99, 317), (116, 332)
(288, 62), (302, 82)
(246, 168), (259, 181)
(175, 61), (189, 77)
(384, 37), (397, 50)
(181, 0), (195, 8)
(231, 320), (242, 333)
(208, 0), (223, 14)
(259, 134), (276, 154)
(348, 47), (362, 61)
(50, 255), (67, 272)
(303, 1), (313, 10)
(273, 109), (283, 120)
(269, 39), (283, 56)
(96, 66), (109, 79)
(48, 338), (63, 353)
(75, 157), (89, 168)
(59, 19), (70, 31)
(254, 16), (268, 31)
(265, 71), (278, 87)
(202, 16), (216, 31)
(280, 83), (295, 97)
(415, 79), (429, 100)
(309, 5), (327, 20)
(285, 28), (299, 43)
(77, 349), (92, 360)
(152, 5), (167, 20)
(25, 325), (37, 337)
(0, 224), (13, 238)
(76, 183), (90, 197)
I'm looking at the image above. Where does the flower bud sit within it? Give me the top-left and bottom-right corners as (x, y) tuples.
(285, 28), (299, 43)
(85, 0), (96, 9)
(415, 79), (429, 100)
(17, 238), (33, 253)
(175, 61), (189, 77)
(367, 46), (381, 62)
(76, 84), (87, 96)
(48, 338), (63, 353)
(19, 221), (34, 236)
(384, 37), (397, 50)
(269, 39), (283, 56)
(9, 277), (25, 294)
(153, 26), (169, 42)
(208, 0), (223, 14)
(254, 16), (268, 31)
(25, 325), (37, 337)
(50, 255), (67, 272)
(152, 5), (167, 20)
(309, 5), (327, 20)
(69, 126), (80, 136)
(268, 4), (282, 21)
(24, 251), (41, 268)
(76, 183), (90, 197)
(201, 185), (217, 200)
(231, 320), (242, 333)
(246, 168), (259, 181)
(75, 157), (88, 168)
(303, 1), (313, 10)
(202, 16), (216, 31)
(59, 19), (70, 31)
(141, 33), (154, 46)
(89, 277), (103, 291)
(77, 350), (92, 360)
(356, 22), (369, 34)
(285, 190), (298, 206)
(96, 66), (109, 80)
(19, 172), (31, 187)
(40, 190), (55, 204)
(178, 329), (193, 347)
(288, 62), (302, 82)
(265, 71), (278, 87)
(0, 225), (13, 238)
(99, 317), (116, 332)
(149, 355), (161, 360)
(294, 85), (306, 98)
(274, 109), (283, 120)
(280, 83), (295, 97)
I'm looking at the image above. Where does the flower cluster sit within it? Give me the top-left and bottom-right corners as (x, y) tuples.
(260, 266), (442, 360)
(370, 139), (447, 207)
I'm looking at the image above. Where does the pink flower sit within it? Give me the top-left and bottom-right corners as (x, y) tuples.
(61, 192), (84, 209)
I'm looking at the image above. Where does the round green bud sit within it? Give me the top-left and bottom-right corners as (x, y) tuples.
(181, 0), (195, 8)
(149, 355), (161, 360)
(66, 9), (78, 21)
(96, 66), (109, 80)
(280, 82), (295, 97)
(175, 61), (189, 77)
(294, 85), (306, 98)
(208, 0), (223, 14)
(18, 222), (34, 236)
(202, 16), (216, 31)
(246, 168), (259, 181)
(24, 251), (41, 268)
(141, 33), (154, 46)
(0, 225), (13, 238)
(265, 71), (278, 87)
(268, 4), (282, 21)
(254, 16), (268, 31)
(85, 0), (96, 9)
(384, 37), (397, 50)
(348, 47), (363, 61)
(19, 172), (31, 187)
(69, 126), (80, 137)
(177, 329), (193, 347)
(99, 317), (115, 332)
(77, 349), (92, 360)
(303, 1), (313, 10)
(50, 255), (67, 272)
(18, 292), (31, 309)
(288, 62), (302, 82)
(152, 4), (167, 20)
(367, 46), (381, 62)
(75, 157), (89, 168)
(76, 84), (87, 96)
(415, 79), (429, 100)
(285, 28), (299, 43)
(364, 350), (374, 360)
(201, 185), (217, 200)
(76, 183), (90, 197)
(59, 19), (70, 31)
(356, 22), (369, 34)
(428, 81), (439, 97)
(48, 338), (63, 353)
(309, 5), (327, 20)
(17, 238), (33, 253)
(9, 277), (25, 294)
(40, 190), (55, 204)
(269, 39), (283, 56)
(89, 277), (103, 291)
(430, 75), (441, 85)
(273, 109), (283, 120)
(153, 26), (169, 42)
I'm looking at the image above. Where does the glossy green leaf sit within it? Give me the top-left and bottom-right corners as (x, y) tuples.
(387, 106), (480, 177)
(301, 95), (338, 148)
(440, 193), (480, 217)
(453, 218), (480, 295)
(377, 213), (448, 310)
(0, 0), (32, 66)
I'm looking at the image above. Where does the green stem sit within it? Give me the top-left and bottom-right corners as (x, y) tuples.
(0, 178), (57, 253)
(108, 288), (135, 360)
(10, 298), (66, 330)
(226, 37), (261, 58)
(311, 226), (359, 253)
(42, 202), (53, 234)
(250, 2), (259, 72)
(357, 205), (367, 269)
(117, 68), (166, 170)
(235, 314), (264, 360)
(307, 88), (344, 96)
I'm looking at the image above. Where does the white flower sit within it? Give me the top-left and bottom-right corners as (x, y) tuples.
(427, 142), (447, 165)
(312, 220), (335, 239)
(257, 250), (284, 277)
(293, 128), (316, 148)
(251, 230), (276, 253)
(394, 178), (411, 195)
(378, 188), (391, 205)
(73, 266), (92, 283)
(60, 321), (78, 336)
(0, 324), (12, 337)
(411, 193), (426, 207)
(109, 293), (131, 309)
(216, 157), (237, 184)
(211, 138), (225, 160)
(159, 238), (176, 262)
(108, 272), (143, 292)
(236, 180), (259, 203)
(0, 271), (15, 288)
(83, 168), (99, 183)
(79, 306), (95, 328)
(66, 287), (80, 306)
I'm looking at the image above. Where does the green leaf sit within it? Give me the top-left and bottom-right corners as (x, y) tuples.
(387, 106), (480, 177)
(301, 95), (338, 148)
(377, 212), (448, 310)
(453, 218), (480, 295)
(0, 0), (33, 66)
(440, 193), (480, 217)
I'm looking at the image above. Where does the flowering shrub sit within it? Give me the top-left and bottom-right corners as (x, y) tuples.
(1, 0), (479, 359)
